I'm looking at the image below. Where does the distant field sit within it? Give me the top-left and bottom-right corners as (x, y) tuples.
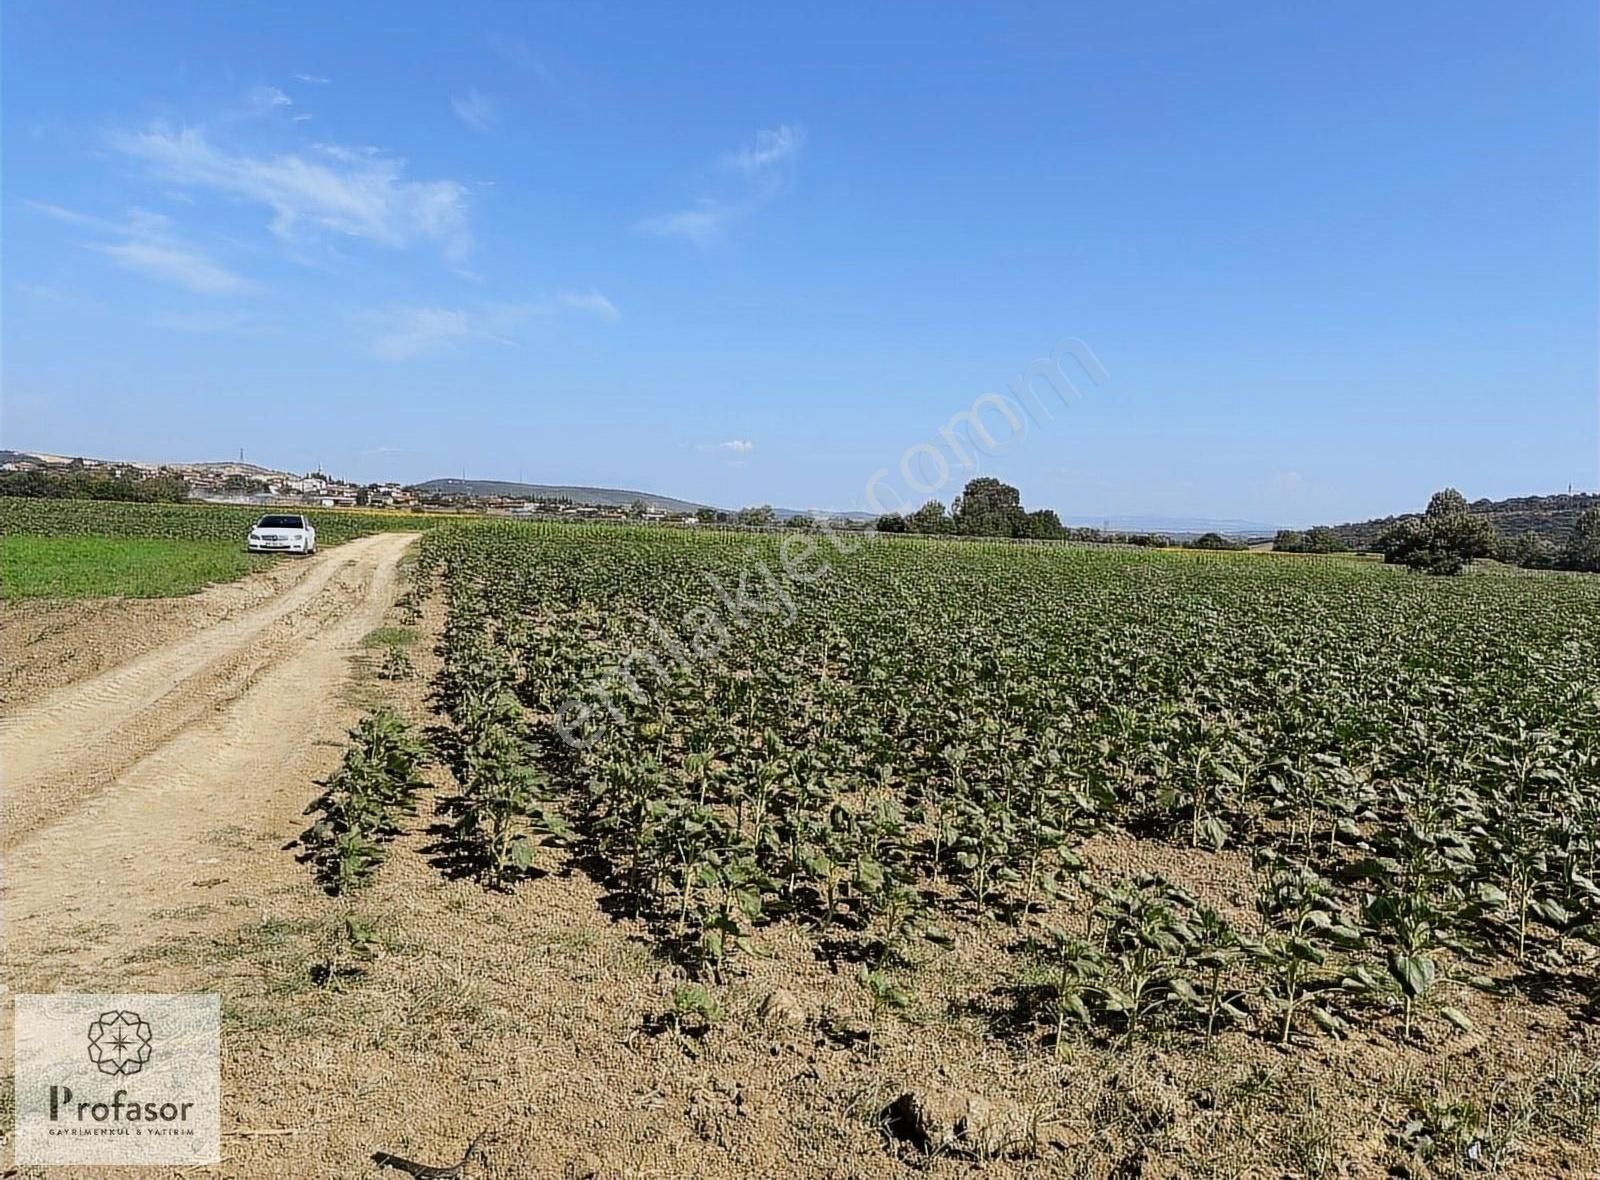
(0, 497), (426, 544)
(0, 498), (428, 599)
(0, 535), (273, 598)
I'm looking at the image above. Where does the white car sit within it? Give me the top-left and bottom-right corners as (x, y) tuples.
(247, 513), (317, 555)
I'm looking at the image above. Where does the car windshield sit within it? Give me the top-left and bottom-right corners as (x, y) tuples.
(257, 516), (305, 529)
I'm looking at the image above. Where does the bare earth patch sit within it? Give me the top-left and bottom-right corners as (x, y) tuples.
(0, 545), (333, 712)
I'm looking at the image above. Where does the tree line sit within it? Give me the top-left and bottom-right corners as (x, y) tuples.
(0, 467), (189, 503)
(1271, 526), (1349, 554)
(1327, 490), (1598, 550)
(1363, 488), (1600, 575)
(875, 478), (1172, 546)
(872, 478), (1600, 575)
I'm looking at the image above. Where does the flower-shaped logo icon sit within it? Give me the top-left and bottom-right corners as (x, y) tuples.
(86, 1011), (153, 1076)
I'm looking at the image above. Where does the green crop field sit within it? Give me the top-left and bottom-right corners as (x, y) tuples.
(0, 498), (429, 599)
(0, 535), (277, 599)
(368, 521), (1600, 1061)
(0, 497), (427, 544)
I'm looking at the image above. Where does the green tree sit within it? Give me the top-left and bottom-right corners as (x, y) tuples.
(1378, 489), (1498, 575)
(875, 512), (909, 534)
(0, 469), (189, 503)
(1500, 531), (1557, 569)
(1018, 508), (1064, 540)
(1303, 526), (1348, 553)
(1284, 526), (1353, 554)
(951, 477), (1025, 538)
(1376, 519), (1425, 565)
(1562, 507), (1600, 572)
(1425, 488), (1469, 518)
(906, 500), (951, 534)
(735, 505), (776, 527)
(1426, 510), (1496, 563)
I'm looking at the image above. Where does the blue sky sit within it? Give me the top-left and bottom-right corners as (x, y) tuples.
(3, 1), (1595, 524)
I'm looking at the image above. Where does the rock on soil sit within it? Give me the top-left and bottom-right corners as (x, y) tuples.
(885, 1089), (1038, 1159)
(757, 987), (808, 1030)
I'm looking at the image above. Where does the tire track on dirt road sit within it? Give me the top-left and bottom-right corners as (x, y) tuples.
(1, 533), (417, 844)
(2, 531), (418, 978)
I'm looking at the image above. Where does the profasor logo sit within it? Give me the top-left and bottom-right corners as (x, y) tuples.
(14, 993), (220, 1165)
(87, 1010), (154, 1076)
(48, 1083), (196, 1125)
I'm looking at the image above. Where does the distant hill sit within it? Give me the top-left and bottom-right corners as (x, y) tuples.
(413, 478), (713, 514)
(1, 449), (296, 480)
(0, 449), (57, 466)
(1327, 491), (1600, 550)
(171, 460), (297, 479)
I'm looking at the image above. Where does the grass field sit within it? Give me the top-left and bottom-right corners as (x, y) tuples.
(0, 498), (430, 600)
(0, 535), (275, 598)
(0, 496), (427, 544)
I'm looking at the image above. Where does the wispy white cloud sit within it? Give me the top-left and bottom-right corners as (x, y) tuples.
(28, 200), (254, 296)
(722, 123), (804, 179)
(247, 86), (292, 113)
(293, 73), (332, 85)
(364, 292), (618, 360)
(450, 89), (498, 133)
(367, 307), (492, 360)
(552, 289), (619, 321)
(27, 201), (122, 233)
(641, 123), (804, 249)
(92, 239), (252, 295)
(112, 125), (472, 264)
(639, 200), (732, 248)
(698, 439), (755, 455)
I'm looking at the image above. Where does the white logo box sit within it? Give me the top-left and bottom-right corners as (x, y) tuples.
(13, 993), (221, 1165)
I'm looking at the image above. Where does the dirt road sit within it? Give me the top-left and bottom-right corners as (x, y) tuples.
(2, 532), (418, 977)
